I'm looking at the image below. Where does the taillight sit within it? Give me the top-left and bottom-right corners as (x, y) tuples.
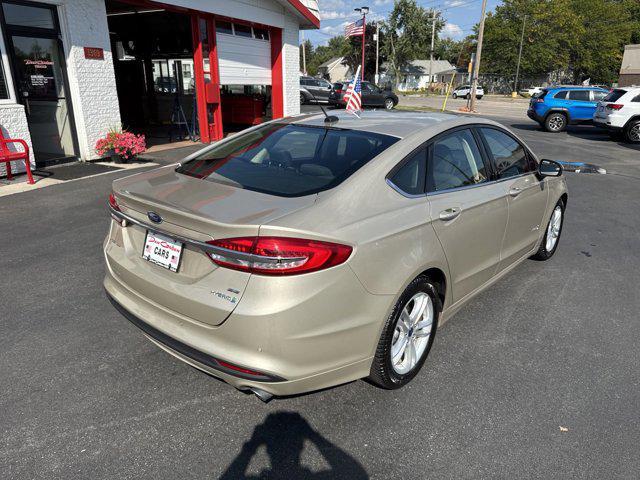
(335, 89), (343, 94)
(535, 98), (544, 103)
(108, 193), (120, 211)
(606, 104), (624, 110)
(108, 193), (126, 225)
(206, 236), (352, 275)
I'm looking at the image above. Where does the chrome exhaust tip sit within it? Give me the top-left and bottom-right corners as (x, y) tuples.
(250, 387), (274, 403)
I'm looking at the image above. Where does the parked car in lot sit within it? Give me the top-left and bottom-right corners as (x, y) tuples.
(520, 86), (544, 97)
(593, 86), (640, 143)
(527, 86), (609, 132)
(329, 81), (398, 109)
(105, 111), (567, 400)
(300, 76), (333, 104)
(452, 85), (484, 99)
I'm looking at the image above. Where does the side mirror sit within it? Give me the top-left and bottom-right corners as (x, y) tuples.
(538, 159), (563, 177)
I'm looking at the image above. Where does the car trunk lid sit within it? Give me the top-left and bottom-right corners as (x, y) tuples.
(108, 166), (316, 326)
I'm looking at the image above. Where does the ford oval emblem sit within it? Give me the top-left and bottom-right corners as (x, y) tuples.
(147, 211), (163, 224)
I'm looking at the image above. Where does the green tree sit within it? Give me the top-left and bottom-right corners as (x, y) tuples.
(480, 0), (640, 84)
(306, 36), (350, 76)
(382, 0), (444, 86)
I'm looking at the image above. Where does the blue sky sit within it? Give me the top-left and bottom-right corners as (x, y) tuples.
(303, 0), (502, 46)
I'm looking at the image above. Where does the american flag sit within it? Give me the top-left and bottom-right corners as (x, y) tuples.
(344, 66), (362, 115)
(344, 18), (364, 37)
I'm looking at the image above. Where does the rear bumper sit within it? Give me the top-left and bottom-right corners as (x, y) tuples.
(527, 108), (543, 123)
(104, 239), (391, 396)
(593, 114), (626, 130)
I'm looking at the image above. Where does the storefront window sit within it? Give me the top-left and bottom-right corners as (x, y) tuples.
(0, 48), (8, 99)
(2, 2), (55, 29)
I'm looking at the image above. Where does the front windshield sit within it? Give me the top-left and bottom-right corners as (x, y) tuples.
(176, 123), (399, 197)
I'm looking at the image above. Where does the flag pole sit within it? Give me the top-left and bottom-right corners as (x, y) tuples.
(361, 11), (366, 81)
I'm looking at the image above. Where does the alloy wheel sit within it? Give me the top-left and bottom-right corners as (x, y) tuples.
(390, 292), (433, 374)
(548, 115), (565, 132)
(545, 205), (563, 252)
(385, 99), (394, 110)
(628, 124), (640, 142)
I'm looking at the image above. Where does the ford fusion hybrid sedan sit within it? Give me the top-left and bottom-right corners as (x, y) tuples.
(104, 111), (567, 401)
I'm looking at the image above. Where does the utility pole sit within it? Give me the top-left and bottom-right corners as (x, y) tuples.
(469, 0), (487, 112)
(513, 14), (526, 96)
(375, 21), (380, 84)
(301, 31), (307, 75)
(427, 12), (437, 95)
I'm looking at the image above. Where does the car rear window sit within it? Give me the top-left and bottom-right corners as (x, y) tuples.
(534, 90), (548, 99)
(604, 89), (627, 102)
(176, 123), (399, 197)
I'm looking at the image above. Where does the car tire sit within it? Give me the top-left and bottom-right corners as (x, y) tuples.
(477, 96), (483, 100)
(300, 92), (306, 105)
(544, 112), (567, 133)
(531, 198), (565, 261)
(384, 98), (395, 110)
(465, 93), (470, 100)
(368, 275), (441, 389)
(452, 93), (457, 99)
(624, 119), (640, 143)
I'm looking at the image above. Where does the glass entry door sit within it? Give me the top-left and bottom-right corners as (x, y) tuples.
(2, 1), (77, 163)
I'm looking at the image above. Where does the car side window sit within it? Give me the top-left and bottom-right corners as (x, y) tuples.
(389, 148), (426, 196)
(427, 129), (488, 193)
(554, 91), (568, 99)
(633, 94), (640, 103)
(568, 90), (590, 101)
(480, 128), (532, 179)
(593, 91), (607, 101)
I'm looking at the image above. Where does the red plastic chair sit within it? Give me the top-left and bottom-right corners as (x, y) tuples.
(0, 129), (34, 184)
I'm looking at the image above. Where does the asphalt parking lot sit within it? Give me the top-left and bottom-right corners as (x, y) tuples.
(1, 106), (639, 479)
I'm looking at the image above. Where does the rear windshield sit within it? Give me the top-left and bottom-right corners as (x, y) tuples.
(176, 123), (399, 197)
(534, 89), (548, 99)
(603, 89), (627, 102)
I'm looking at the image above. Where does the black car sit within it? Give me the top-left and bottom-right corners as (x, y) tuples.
(329, 81), (398, 110)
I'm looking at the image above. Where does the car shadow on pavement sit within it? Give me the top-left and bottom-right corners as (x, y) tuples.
(218, 411), (369, 480)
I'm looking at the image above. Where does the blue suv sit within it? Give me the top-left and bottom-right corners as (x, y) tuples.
(527, 86), (609, 132)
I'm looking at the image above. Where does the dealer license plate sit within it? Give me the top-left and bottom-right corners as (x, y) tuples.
(142, 231), (183, 272)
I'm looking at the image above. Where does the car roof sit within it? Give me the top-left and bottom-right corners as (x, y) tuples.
(288, 110), (497, 138)
(546, 86), (607, 91)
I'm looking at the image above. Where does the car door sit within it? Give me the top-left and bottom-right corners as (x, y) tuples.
(426, 128), (509, 303)
(477, 127), (549, 271)
(567, 90), (595, 120)
(361, 82), (383, 106)
(315, 79), (332, 101)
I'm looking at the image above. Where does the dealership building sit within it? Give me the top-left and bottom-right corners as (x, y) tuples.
(0, 0), (319, 176)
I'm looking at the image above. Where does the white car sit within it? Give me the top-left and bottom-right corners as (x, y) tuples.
(593, 86), (640, 143)
(520, 86), (544, 97)
(452, 85), (484, 100)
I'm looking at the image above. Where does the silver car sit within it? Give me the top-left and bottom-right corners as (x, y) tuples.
(104, 111), (567, 400)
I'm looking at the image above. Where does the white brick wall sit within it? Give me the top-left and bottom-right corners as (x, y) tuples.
(0, 104), (34, 177)
(59, 0), (121, 161)
(282, 13), (301, 116)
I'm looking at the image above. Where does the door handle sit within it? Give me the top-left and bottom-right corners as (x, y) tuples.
(509, 187), (522, 197)
(439, 207), (461, 221)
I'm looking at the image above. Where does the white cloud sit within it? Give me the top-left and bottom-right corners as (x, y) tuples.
(442, 22), (464, 39)
(445, 0), (468, 6)
(321, 10), (347, 20)
(320, 21), (351, 36)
